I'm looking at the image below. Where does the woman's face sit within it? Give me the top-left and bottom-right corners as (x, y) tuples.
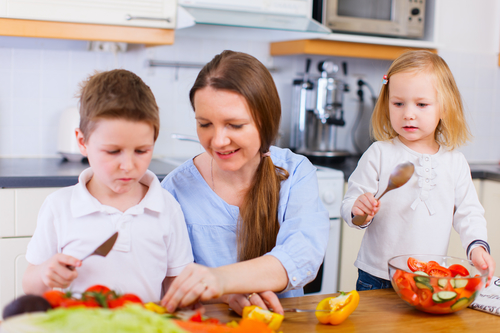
(194, 87), (262, 173)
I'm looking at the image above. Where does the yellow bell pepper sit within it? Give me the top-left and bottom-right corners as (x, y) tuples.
(144, 302), (167, 314)
(241, 305), (284, 331)
(315, 290), (360, 325)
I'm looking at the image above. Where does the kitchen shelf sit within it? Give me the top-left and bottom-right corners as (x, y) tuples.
(0, 18), (175, 46)
(270, 39), (437, 60)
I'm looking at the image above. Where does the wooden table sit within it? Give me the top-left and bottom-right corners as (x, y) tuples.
(204, 289), (500, 332)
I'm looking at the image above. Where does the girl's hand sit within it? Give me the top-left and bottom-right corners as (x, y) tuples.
(160, 263), (224, 313)
(225, 291), (283, 316)
(41, 254), (80, 289)
(471, 247), (496, 287)
(352, 193), (379, 224)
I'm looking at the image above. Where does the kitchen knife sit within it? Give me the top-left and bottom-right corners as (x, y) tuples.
(67, 231), (119, 270)
(282, 308), (330, 313)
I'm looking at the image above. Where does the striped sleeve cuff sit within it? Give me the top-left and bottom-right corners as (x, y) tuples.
(466, 240), (490, 260)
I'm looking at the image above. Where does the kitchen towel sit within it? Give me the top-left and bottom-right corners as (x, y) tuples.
(469, 276), (500, 316)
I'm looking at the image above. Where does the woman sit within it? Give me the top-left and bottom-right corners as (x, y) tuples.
(160, 50), (330, 315)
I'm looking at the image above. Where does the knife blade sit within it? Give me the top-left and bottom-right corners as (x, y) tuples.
(282, 308), (330, 312)
(67, 231), (119, 270)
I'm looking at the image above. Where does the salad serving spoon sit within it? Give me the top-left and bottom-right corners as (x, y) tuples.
(352, 162), (415, 226)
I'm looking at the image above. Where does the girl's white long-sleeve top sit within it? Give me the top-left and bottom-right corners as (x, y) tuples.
(341, 137), (488, 280)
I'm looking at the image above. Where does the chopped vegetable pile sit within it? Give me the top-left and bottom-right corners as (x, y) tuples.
(392, 257), (484, 313)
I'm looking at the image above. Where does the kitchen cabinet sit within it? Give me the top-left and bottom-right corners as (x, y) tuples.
(0, 187), (59, 317)
(270, 38), (437, 61)
(0, 0), (177, 45)
(270, 0), (438, 60)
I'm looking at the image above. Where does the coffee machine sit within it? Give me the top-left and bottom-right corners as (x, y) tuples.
(289, 59), (351, 161)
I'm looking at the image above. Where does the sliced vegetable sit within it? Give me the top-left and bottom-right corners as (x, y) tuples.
(315, 291), (360, 325)
(435, 291), (457, 302)
(400, 289), (419, 306)
(417, 289), (434, 307)
(427, 266), (452, 277)
(448, 264), (470, 277)
(438, 278), (454, 289)
(454, 278), (468, 289)
(414, 271), (429, 276)
(450, 298), (470, 311)
(242, 305), (284, 330)
(408, 257), (427, 272)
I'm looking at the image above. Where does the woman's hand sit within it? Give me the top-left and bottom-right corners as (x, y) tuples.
(471, 247), (496, 287)
(161, 263), (224, 313)
(41, 254), (81, 289)
(352, 193), (379, 224)
(225, 291), (283, 316)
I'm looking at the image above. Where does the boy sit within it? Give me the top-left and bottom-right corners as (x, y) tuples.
(22, 69), (193, 303)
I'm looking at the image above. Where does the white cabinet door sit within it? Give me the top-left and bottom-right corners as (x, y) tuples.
(0, 0), (177, 29)
(0, 237), (31, 317)
(0, 189), (15, 237)
(15, 188), (59, 237)
(0, 188), (59, 238)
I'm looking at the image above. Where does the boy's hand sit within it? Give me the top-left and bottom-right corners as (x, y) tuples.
(41, 254), (81, 289)
(471, 247), (495, 287)
(352, 193), (379, 225)
(224, 291), (283, 316)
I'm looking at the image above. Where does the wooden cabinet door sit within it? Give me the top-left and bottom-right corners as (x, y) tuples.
(0, 0), (177, 29)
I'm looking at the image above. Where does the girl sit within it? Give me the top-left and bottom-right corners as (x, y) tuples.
(341, 50), (495, 291)
(160, 50), (330, 314)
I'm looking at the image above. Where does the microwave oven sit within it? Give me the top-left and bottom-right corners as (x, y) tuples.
(314, 0), (426, 38)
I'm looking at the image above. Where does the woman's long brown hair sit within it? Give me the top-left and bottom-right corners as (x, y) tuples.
(189, 50), (289, 261)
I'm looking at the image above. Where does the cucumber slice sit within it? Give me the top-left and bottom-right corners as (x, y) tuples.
(416, 282), (434, 292)
(438, 279), (448, 288)
(436, 291), (458, 302)
(454, 278), (468, 289)
(438, 279), (455, 288)
(414, 276), (430, 284)
(414, 271), (429, 276)
(432, 293), (445, 303)
(451, 297), (470, 311)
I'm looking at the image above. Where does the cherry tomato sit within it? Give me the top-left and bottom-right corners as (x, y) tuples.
(42, 290), (67, 308)
(60, 298), (86, 308)
(85, 285), (111, 294)
(189, 312), (203, 322)
(107, 293), (143, 309)
(400, 289), (419, 306)
(448, 264), (470, 277)
(407, 257), (427, 272)
(417, 288), (434, 307)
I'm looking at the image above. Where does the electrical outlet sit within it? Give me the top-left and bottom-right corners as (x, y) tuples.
(87, 41), (127, 53)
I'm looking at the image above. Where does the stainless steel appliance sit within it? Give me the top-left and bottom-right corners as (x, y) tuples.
(314, 0), (426, 38)
(289, 59), (350, 160)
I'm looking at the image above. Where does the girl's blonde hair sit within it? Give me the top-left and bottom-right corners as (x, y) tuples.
(371, 50), (470, 150)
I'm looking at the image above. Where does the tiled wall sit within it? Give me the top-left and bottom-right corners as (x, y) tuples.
(0, 0), (499, 162)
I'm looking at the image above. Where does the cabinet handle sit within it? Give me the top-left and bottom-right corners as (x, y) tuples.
(125, 14), (171, 23)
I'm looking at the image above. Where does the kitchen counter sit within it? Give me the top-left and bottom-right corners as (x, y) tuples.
(0, 158), (177, 188)
(311, 156), (500, 183)
(204, 289), (500, 332)
(0, 157), (498, 188)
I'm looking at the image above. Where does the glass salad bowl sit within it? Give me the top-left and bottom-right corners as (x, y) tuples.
(388, 254), (488, 314)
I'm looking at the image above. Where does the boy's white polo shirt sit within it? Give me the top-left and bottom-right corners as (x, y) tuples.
(26, 168), (193, 303)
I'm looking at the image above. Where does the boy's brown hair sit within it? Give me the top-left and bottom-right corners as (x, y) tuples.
(372, 50), (470, 150)
(78, 69), (160, 141)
